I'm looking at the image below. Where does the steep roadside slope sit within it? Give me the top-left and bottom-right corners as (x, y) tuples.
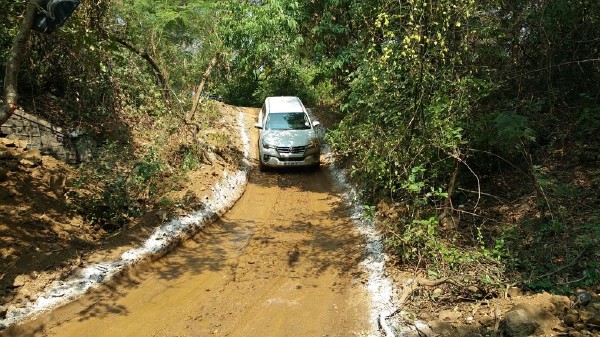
(0, 103), (250, 329)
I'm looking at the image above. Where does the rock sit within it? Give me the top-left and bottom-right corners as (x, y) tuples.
(13, 275), (29, 288)
(439, 309), (462, 322)
(564, 313), (578, 326)
(508, 286), (523, 298)
(478, 313), (495, 326)
(586, 312), (600, 326)
(19, 149), (42, 166)
(576, 292), (592, 306)
(503, 307), (540, 337)
(467, 286), (480, 293)
(1, 137), (17, 147)
(156, 210), (168, 222)
(0, 305), (6, 319)
(433, 288), (443, 296)
(3, 135), (28, 149)
(428, 320), (456, 336)
(19, 158), (37, 168)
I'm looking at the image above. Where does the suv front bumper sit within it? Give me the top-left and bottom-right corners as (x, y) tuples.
(260, 148), (320, 168)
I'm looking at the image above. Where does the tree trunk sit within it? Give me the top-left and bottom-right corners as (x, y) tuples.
(187, 52), (221, 123)
(1, 1), (41, 126)
(440, 155), (460, 229)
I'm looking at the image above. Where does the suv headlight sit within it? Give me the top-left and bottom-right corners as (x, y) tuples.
(307, 138), (320, 149)
(262, 140), (276, 149)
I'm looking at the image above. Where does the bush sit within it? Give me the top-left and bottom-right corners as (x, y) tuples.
(68, 143), (163, 231)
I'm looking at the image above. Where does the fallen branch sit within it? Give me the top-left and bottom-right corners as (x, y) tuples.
(378, 312), (395, 337)
(457, 187), (506, 203)
(493, 307), (501, 334)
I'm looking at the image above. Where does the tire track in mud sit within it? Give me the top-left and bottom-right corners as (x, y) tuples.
(203, 170), (370, 337)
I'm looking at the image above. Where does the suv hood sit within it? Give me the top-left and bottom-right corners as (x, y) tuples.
(262, 129), (316, 147)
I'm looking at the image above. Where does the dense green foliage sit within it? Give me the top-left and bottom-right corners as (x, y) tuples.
(0, 2), (24, 68)
(214, 0), (600, 292)
(217, 0), (321, 106)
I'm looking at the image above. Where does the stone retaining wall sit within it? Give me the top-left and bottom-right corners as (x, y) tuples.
(0, 110), (81, 163)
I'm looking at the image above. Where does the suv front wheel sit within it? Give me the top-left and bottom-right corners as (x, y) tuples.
(258, 159), (268, 172)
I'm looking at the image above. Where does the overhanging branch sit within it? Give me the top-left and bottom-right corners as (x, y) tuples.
(110, 35), (170, 99)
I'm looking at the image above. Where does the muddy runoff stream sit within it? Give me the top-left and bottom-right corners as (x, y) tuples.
(6, 167), (373, 336)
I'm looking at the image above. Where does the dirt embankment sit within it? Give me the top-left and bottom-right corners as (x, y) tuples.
(0, 103), (244, 326)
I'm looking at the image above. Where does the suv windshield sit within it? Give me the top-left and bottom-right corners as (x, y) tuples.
(265, 112), (310, 130)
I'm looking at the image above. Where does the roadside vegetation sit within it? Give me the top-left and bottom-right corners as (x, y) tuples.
(215, 0), (600, 298)
(2, 1), (227, 231)
(1, 0), (599, 313)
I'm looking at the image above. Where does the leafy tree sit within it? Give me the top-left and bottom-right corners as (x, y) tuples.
(327, 0), (483, 205)
(217, 0), (317, 106)
(1, 0), (225, 230)
(105, 0), (222, 110)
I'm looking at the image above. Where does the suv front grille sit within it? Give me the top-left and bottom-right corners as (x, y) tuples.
(276, 146), (306, 154)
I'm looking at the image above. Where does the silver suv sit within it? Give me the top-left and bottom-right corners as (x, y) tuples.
(254, 96), (321, 171)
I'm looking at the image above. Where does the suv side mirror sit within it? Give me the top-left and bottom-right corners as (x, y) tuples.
(312, 121), (321, 127)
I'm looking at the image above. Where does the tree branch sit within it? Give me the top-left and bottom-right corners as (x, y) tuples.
(110, 35), (170, 100)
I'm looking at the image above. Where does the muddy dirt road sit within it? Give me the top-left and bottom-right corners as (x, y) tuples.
(4, 110), (372, 337)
